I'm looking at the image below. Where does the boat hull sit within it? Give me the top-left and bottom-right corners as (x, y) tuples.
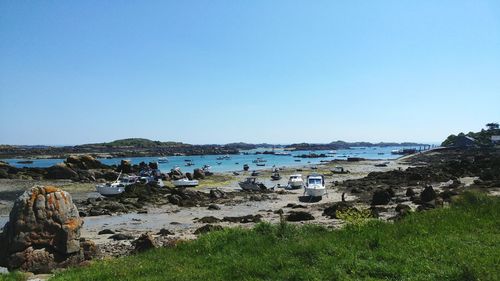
(96, 184), (125, 196)
(304, 187), (326, 197)
(172, 179), (199, 187)
(288, 182), (303, 189)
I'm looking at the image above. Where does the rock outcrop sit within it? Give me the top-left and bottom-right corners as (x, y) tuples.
(0, 186), (94, 273)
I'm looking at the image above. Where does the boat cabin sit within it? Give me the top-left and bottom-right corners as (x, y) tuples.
(306, 175), (324, 186)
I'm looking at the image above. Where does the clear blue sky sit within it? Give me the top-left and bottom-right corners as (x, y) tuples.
(1, 1), (499, 145)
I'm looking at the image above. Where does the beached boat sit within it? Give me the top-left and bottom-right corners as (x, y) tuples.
(304, 174), (327, 197)
(158, 157), (168, 163)
(239, 177), (267, 191)
(243, 164), (250, 171)
(251, 171), (260, 176)
(172, 178), (199, 187)
(331, 166), (349, 174)
(271, 172), (282, 180)
(287, 174), (304, 189)
(374, 161), (390, 167)
(96, 174), (141, 196)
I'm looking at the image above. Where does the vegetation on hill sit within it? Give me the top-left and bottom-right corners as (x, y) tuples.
(20, 192), (496, 281)
(286, 141), (426, 151)
(442, 123), (500, 147)
(80, 138), (188, 148)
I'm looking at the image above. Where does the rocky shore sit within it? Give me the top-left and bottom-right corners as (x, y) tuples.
(1, 146), (499, 276)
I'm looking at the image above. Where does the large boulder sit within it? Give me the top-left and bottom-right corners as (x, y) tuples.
(420, 186), (437, 202)
(0, 186), (92, 273)
(193, 169), (205, 180)
(371, 189), (392, 205)
(323, 202), (354, 219)
(45, 163), (78, 180)
(65, 155), (106, 170)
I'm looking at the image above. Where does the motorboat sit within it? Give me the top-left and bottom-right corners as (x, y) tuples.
(185, 162), (195, 166)
(252, 158), (267, 163)
(172, 178), (199, 187)
(274, 152), (291, 156)
(287, 174), (304, 189)
(256, 163), (266, 167)
(216, 155), (231, 160)
(271, 172), (281, 180)
(96, 174), (140, 196)
(238, 177), (267, 191)
(304, 174), (327, 197)
(158, 157), (168, 163)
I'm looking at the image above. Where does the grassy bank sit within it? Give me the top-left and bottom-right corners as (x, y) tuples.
(3, 192), (500, 281)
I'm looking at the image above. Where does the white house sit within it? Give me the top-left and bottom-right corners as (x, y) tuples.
(492, 135), (500, 144)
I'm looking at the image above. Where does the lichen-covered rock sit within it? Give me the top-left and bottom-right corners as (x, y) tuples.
(0, 186), (91, 273)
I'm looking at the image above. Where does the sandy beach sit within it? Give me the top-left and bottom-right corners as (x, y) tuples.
(0, 158), (412, 256)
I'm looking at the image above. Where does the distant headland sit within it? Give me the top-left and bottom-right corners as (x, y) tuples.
(0, 138), (428, 159)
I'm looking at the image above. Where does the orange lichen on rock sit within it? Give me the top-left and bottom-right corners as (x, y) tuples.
(64, 218), (82, 231)
(43, 186), (60, 194)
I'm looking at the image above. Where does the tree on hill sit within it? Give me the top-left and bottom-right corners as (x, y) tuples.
(486, 122), (499, 130)
(442, 123), (500, 147)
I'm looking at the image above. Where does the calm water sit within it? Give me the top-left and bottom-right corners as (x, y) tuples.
(3, 146), (423, 173)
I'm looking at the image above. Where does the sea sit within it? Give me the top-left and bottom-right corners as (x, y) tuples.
(2, 146), (425, 173)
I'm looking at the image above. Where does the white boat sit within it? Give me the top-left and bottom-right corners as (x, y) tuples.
(96, 174), (139, 196)
(158, 157), (168, 163)
(304, 174), (327, 197)
(96, 182), (127, 196)
(172, 178), (199, 187)
(287, 174), (304, 189)
(216, 155), (231, 160)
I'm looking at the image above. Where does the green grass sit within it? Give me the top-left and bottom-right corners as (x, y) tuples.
(5, 192), (500, 281)
(0, 272), (27, 281)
